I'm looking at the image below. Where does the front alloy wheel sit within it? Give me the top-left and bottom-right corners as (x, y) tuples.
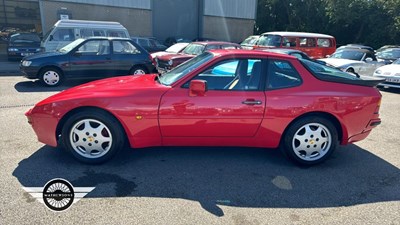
(61, 110), (125, 164)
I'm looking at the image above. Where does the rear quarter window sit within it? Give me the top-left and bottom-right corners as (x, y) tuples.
(267, 60), (302, 90)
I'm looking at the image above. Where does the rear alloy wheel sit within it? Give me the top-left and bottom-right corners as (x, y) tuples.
(40, 68), (63, 86)
(282, 117), (338, 165)
(130, 66), (148, 75)
(61, 110), (125, 164)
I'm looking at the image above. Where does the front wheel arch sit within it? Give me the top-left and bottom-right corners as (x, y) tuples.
(56, 106), (128, 147)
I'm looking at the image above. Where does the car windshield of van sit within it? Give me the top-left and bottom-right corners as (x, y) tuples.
(300, 59), (359, 80)
(330, 50), (365, 61)
(182, 43), (205, 55)
(58, 38), (86, 53)
(257, 35), (281, 47)
(159, 52), (213, 86)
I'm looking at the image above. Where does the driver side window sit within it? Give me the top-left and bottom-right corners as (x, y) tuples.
(185, 59), (263, 91)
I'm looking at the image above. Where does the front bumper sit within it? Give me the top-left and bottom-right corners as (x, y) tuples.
(20, 65), (40, 79)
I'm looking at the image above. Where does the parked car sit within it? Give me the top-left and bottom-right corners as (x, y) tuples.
(240, 35), (260, 49)
(26, 50), (382, 165)
(336, 44), (374, 52)
(376, 45), (400, 54)
(373, 58), (400, 88)
(131, 37), (167, 53)
(156, 41), (241, 73)
(319, 48), (384, 76)
(7, 33), (42, 60)
(254, 31), (336, 59)
(150, 42), (189, 65)
(20, 37), (154, 86)
(376, 48), (400, 64)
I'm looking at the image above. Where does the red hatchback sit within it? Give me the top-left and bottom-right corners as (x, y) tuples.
(155, 41), (241, 73)
(26, 50), (382, 165)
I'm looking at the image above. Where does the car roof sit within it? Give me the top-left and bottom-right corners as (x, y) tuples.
(337, 48), (374, 53)
(260, 48), (304, 54)
(208, 49), (297, 59)
(261, 31), (334, 39)
(191, 41), (240, 46)
(85, 37), (131, 41)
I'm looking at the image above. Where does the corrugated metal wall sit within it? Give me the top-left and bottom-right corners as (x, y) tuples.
(203, 0), (257, 20)
(48, 0), (151, 10)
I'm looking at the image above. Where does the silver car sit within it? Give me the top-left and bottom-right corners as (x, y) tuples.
(373, 58), (400, 88)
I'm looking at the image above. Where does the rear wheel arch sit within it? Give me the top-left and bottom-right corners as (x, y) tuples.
(281, 112), (344, 145)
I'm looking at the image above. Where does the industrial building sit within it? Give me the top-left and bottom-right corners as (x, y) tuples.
(0, 0), (257, 43)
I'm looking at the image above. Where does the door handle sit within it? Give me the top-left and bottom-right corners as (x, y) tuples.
(242, 100), (262, 105)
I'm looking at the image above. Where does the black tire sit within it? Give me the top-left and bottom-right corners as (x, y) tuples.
(129, 65), (148, 75)
(39, 67), (64, 87)
(61, 110), (125, 164)
(346, 68), (355, 73)
(281, 116), (338, 165)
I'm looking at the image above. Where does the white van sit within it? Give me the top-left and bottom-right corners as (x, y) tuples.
(41, 19), (130, 52)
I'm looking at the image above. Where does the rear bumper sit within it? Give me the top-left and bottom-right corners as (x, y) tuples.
(347, 118), (381, 143)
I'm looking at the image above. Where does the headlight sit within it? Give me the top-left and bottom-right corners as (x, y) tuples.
(22, 61), (32, 67)
(35, 48), (41, 52)
(8, 48), (18, 52)
(374, 70), (382, 75)
(168, 59), (173, 66)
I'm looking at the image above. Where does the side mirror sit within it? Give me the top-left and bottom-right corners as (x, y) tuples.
(189, 80), (207, 97)
(325, 54), (331, 58)
(365, 57), (373, 62)
(49, 35), (53, 41)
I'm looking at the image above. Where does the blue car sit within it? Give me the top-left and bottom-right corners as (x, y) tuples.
(20, 37), (155, 86)
(7, 33), (42, 61)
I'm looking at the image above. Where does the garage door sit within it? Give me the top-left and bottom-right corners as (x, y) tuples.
(152, 0), (200, 42)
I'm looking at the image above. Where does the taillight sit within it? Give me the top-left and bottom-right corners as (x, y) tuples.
(374, 98), (381, 114)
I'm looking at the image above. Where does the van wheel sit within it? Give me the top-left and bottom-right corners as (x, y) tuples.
(40, 67), (64, 86)
(129, 66), (148, 75)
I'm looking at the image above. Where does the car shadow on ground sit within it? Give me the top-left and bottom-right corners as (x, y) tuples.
(13, 145), (400, 216)
(14, 79), (94, 92)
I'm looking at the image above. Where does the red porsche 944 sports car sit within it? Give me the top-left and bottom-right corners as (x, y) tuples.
(26, 50), (382, 165)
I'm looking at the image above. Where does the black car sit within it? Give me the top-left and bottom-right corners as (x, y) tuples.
(20, 37), (155, 86)
(131, 37), (167, 53)
(7, 33), (42, 61)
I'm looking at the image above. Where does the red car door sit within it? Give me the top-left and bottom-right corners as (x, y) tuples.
(159, 58), (266, 138)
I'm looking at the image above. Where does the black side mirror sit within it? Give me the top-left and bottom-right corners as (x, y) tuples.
(49, 35), (53, 41)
